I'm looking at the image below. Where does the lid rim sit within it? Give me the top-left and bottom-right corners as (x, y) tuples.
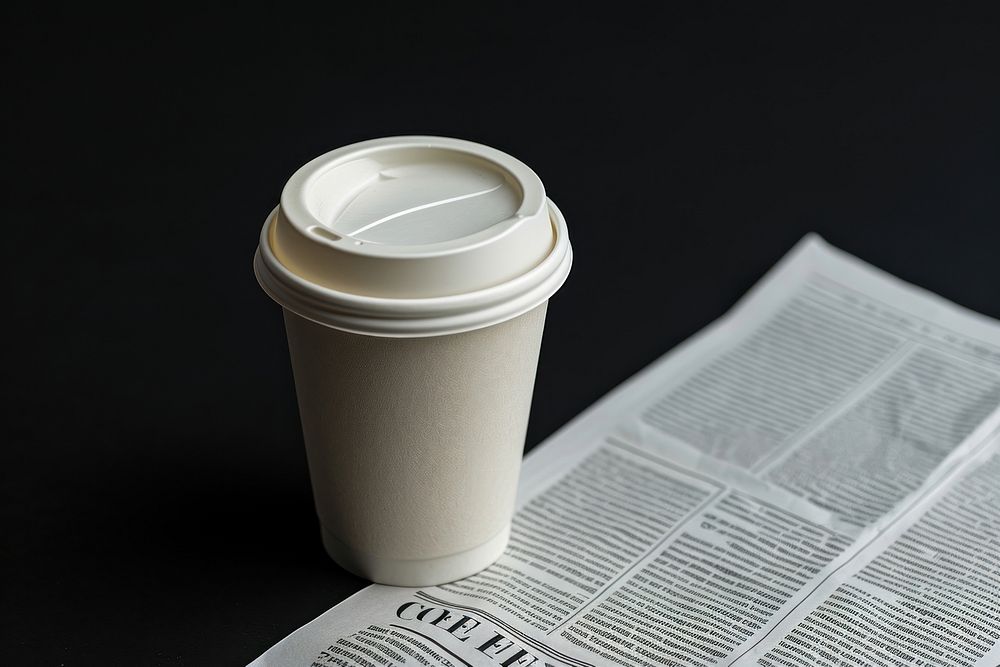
(254, 200), (572, 338)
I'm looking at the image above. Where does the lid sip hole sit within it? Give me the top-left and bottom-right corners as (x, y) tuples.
(309, 226), (342, 243)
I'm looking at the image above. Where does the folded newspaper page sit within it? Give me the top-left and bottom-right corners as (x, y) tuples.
(251, 235), (1000, 667)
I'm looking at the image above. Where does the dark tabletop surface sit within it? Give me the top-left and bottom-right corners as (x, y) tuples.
(5, 5), (1000, 665)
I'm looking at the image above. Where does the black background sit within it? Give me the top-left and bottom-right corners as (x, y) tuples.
(5, 5), (1000, 665)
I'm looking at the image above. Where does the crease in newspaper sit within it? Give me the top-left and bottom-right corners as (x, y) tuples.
(735, 426), (1000, 666)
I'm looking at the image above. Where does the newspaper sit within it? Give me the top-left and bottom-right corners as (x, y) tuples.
(250, 235), (1000, 667)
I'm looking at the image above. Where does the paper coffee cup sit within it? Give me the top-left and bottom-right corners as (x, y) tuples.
(254, 136), (572, 586)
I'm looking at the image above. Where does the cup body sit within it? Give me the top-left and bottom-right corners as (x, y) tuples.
(255, 137), (572, 585)
(283, 303), (548, 586)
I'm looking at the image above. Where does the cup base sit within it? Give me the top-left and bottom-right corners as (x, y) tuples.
(319, 523), (511, 587)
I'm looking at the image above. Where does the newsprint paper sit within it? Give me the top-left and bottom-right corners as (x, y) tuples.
(251, 236), (1000, 667)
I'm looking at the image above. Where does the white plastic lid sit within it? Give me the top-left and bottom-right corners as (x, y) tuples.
(254, 136), (572, 337)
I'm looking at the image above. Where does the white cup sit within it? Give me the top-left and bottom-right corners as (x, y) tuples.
(254, 137), (572, 586)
